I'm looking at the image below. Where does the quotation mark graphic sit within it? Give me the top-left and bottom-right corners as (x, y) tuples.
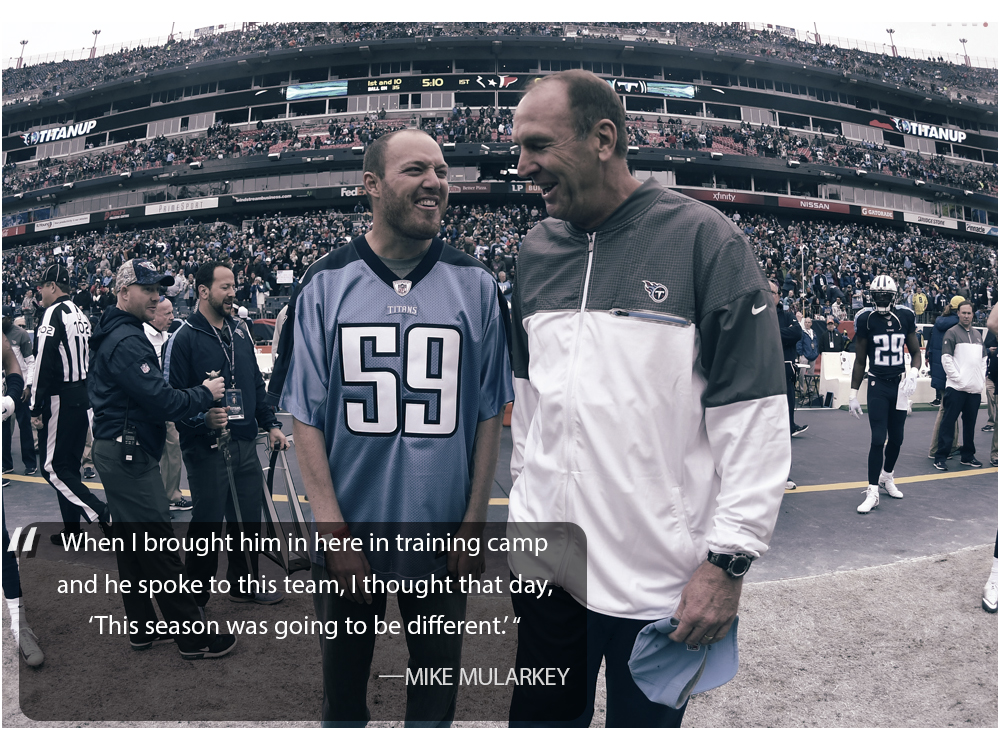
(7, 526), (39, 557)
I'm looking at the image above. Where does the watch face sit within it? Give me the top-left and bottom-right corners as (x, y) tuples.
(730, 556), (752, 577)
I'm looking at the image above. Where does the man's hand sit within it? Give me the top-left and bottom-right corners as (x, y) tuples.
(201, 376), (226, 400)
(848, 397), (863, 419)
(31, 415), (43, 430)
(22, 385), (30, 403)
(901, 374), (917, 398)
(204, 407), (229, 430)
(268, 427), (289, 451)
(324, 546), (373, 605)
(447, 521), (486, 581)
(668, 561), (743, 647)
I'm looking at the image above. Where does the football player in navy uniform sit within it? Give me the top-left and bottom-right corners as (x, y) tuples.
(849, 275), (922, 513)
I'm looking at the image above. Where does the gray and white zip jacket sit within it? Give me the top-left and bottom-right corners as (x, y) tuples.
(508, 179), (790, 619)
(941, 324), (987, 394)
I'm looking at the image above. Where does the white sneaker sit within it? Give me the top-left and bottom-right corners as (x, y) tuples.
(19, 626), (44, 667)
(878, 472), (904, 498)
(984, 579), (998, 613)
(785, 479), (797, 490)
(857, 485), (879, 514)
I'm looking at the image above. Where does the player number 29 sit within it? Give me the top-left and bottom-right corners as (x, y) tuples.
(340, 325), (461, 436)
(872, 333), (906, 367)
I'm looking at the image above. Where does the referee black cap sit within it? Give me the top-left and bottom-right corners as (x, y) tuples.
(39, 264), (70, 286)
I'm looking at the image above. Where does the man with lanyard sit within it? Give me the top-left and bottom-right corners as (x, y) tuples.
(849, 275), (922, 513)
(164, 261), (289, 609)
(30, 264), (111, 543)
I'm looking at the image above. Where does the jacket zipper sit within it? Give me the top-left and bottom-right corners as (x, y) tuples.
(558, 233), (597, 585)
(609, 309), (691, 327)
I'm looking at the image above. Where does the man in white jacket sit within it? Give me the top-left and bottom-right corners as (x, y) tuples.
(142, 297), (187, 509)
(933, 300), (988, 470)
(508, 70), (789, 727)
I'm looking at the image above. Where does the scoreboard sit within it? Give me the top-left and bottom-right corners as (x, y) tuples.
(286, 75), (697, 100)
(347, 74), (530, 95)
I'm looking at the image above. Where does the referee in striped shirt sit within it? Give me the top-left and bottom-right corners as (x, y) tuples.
(30, 264), (111, 544)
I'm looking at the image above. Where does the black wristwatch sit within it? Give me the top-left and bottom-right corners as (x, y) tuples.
(706, 551), (754, 578)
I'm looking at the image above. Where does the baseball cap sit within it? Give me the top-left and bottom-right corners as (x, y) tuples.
(39, 264), (70, 286)
(950, 295), (966, 309)
(628, 615), (739, 708)
(115, 259), (174, 291)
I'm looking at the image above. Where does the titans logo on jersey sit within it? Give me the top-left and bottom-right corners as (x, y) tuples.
(281, 236), (513, 576)
(856, 306), (916, 378)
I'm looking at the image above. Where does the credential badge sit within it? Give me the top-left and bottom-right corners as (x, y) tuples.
(393, 280), (413, 297)
(642, 280), (668, 303)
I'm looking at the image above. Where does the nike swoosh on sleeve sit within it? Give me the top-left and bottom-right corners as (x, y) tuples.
(751, 304), (767, 315)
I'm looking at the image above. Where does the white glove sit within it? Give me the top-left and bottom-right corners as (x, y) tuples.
(901, 369), (917, 398)
(1, 395), (14, 421)
(848, 389), (862, 419)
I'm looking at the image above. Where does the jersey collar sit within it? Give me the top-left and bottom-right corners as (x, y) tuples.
(354, 235), (443, 291)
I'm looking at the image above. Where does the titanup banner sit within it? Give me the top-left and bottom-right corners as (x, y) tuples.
(889, 118), (967, 143)
(21, 120), (99, 146)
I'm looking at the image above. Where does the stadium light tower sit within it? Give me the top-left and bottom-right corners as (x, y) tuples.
(959, 38), (970, 67)
(90, 30), (101, 60)
(885, 28), (897, 58)
(17, 40), (28, 69)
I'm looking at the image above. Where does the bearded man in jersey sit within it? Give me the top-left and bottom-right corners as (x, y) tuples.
(280, 129), (513, 726)
(849, 275), (922, 514)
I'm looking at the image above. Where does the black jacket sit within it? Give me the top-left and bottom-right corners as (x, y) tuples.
(164, 309), (278, 452)
(818, 328), (847, 353)
(986, 330), (997, 385)
(88, 306), (214, 460)
(776, 307), (803, 363)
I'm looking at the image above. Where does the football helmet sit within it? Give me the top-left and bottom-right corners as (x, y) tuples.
(869, 275), (897, 315)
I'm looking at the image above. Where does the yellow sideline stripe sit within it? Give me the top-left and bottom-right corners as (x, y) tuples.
(6, 472), (992, 499)
(784, 468), (997, 494)
(1, 474), (513, 505)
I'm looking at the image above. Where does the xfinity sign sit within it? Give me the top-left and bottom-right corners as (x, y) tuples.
(21, 120), (98, 146)
(890, 117), (966, 143)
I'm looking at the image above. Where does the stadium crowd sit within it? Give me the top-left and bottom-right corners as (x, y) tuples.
(668, 23), (997, 104)
(2, 117), (415, 196)
(3, 202), (995, 330)
(4, 22), (995, 105)
(726, 209), (996, 324)
(5, 112), (996, 200)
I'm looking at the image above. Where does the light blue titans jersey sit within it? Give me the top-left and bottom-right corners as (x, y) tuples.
(281, 237), (513, 575)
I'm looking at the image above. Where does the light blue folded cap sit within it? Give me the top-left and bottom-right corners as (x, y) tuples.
(627, 615), (739, 708)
